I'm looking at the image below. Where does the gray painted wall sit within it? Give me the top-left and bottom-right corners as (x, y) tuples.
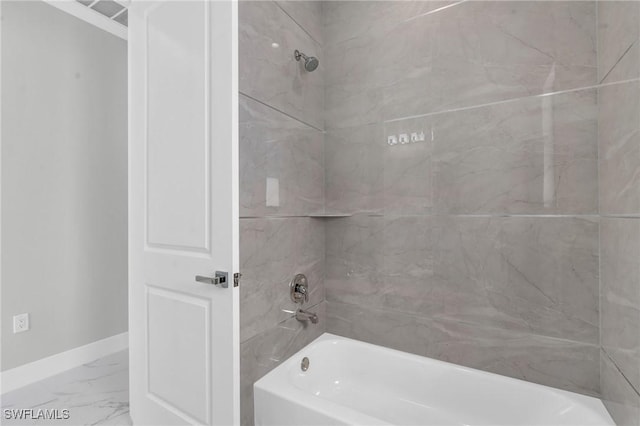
(1, 1), (128, 371)
(597, 2), (640, 424)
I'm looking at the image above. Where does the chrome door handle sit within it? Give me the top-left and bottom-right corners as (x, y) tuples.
(195, 271), (228, 288)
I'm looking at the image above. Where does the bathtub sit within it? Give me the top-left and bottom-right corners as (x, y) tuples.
(254, 333), (615, 426)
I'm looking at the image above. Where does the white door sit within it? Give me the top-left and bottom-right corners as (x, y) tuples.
(128, 1), (239, 425)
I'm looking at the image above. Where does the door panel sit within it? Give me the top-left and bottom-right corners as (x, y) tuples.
(129, 1), (239, 425)
(147, 286), (211, 424)
(145, 1), (209, 251)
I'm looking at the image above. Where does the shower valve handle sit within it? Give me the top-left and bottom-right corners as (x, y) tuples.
(290, 273), (309, 304)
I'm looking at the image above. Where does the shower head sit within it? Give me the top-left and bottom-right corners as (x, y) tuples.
(294, 49), (319, 72)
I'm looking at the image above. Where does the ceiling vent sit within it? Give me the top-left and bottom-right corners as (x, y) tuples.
(75, 0), (128, 26)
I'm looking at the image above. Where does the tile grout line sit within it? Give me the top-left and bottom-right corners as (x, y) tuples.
(326, 299), (600, 348)
(241, 213), (601, 219)
(239, 92), (325, 133)
(327, 0), (468, 49)
(403, 0), (468, 24)
(602, 347), (640, 398)
(272, 0), (322, 47)
(383, 77), (640, 125)
(325, 77), (640, 132)
(595, 3), (602, 395)
(599, 39), (637, 85)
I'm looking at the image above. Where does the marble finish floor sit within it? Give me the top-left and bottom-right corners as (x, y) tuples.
(1, 351), (131, 425)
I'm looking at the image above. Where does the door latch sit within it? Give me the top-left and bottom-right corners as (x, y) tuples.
(195, 271), (228, 288)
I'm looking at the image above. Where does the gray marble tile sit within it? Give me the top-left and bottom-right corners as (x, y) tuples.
(327, 301), (600, 397)
(240, 302), (325, 426)
(325, 124), (384, 214)
(325, 216), (599, 345)
(373, 16), (439, 124)
(380, 216), (434, 305)
(599, 80), (640, 216)
(323, 1), (435, 130)
(323, 1), (437, 129)
(325, 10), (436, 128)
(432, 216), (599, 344)
(1, 351), (130, 425)
(323, 1), (458, 47)
(382, 117), (433, 214)
(275, 1), (323, 45)
(428, 216), (503, 319)
(601, 218), (640, 393)
(325, 215), (434, 315)
(240, 217), (324, 343)
(433, 89), (598, 215)
(423, 1), (596, 117)
(601, 349), (640, 426)
(325, 215), (384, 308)
(239, 95), (324, 217)
(598, 0), (640, 83)
(239, 0), (324, 130)
(325, 1), (596, 128)
(603, 39), (640, 85)
(496, 217), (599, 343)
(324, 84), (384, 130)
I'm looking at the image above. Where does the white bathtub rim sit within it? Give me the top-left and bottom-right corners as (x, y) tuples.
(254, 332), (613, 425)
(270, 332), (602, 402)
(254, 384), (387, 426)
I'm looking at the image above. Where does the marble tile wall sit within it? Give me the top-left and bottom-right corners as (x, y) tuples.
(598, 1), (640, 424)
(240, 95), (324, 217)
(239, 0), (323, 130)
(327, 216), (599, 345)
(324, 0), (602, 397)
(240, 217), (325, 344)
(239, 2), (325, 425)
(327, 301), (600, 396)
(326, 88), (599, 215)
(324, 0), (596, 130)
(240, 1), (639, 423)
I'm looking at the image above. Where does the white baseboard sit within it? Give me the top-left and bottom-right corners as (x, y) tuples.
(0, 332), (128, 394)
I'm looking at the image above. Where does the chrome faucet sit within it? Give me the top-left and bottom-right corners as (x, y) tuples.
(290, 274), (309, 304)
(289, 273), (318, 324)
(296, 309), (318, 324)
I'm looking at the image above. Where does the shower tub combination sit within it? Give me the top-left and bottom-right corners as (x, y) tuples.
(254, 334), (614, 426)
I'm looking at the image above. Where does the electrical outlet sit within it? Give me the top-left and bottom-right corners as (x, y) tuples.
(13, 313), (29, 333)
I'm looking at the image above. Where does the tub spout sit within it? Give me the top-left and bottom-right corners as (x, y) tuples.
(296, 309), (318, 324)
